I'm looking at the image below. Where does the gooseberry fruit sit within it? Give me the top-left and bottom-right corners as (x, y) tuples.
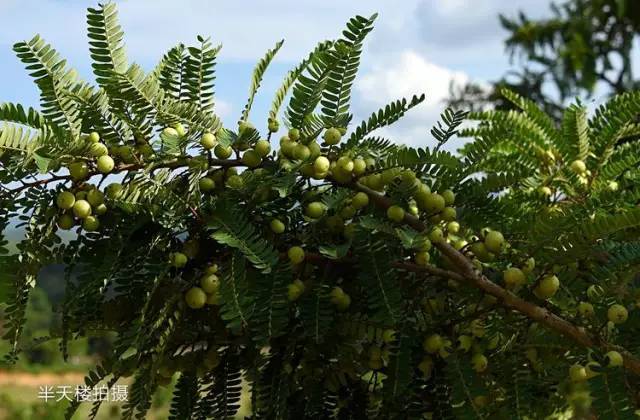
(387, 205), (405, 223)
(89, 142), (108, 157)
(254, 139), (271, 157)
(242, 150), (262, 168)
(535, 274), (560, 299)
(605, 351), (623, 367)
(97, 155), (115, 173)
(306, 202), (326, 219)
(423, 334), (443, 354)
(607, 304), (628, 324)
(82, 215), (100, 232)
(288, 246), (305, 265)
(185, 287), (207, 309)
(68, 162), (89, 181)
(323, 127), (342, 145)
(88, 132), (100, 143)
(484, 230), (504, 254)
(270, 219), (285, 234)
(200, 132), (216, 149)
(170, 252), (188, 268)
(57, 214), (75, 230)
(471, 353), (488, 372)
(214, 144), (233, 159)
(73, 200), (92, 219)
(503, 267), (525, 289)
(199, 177), (216, 191)
(570, 159), (587, 174)
(56, 191), (76, 210)
(200, 274), (219, 294)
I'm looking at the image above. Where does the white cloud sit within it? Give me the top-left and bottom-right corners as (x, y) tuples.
(355, 50), (472, 151)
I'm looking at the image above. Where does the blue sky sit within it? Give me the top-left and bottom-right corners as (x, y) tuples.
(0, 0), (556, 150)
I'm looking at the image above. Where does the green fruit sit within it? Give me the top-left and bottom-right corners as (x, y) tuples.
(382, 329), (396, 343)
(418, 356), (433, 377)
(68, 162), (89, 181)
(605, 351), (623, 367)
(170, 252), (188, 268)
(105, 183), (123, 199)
(351, 192), (370, 209)
(242, 150), (262, 168)
(607, 304), (628, 324)
(471, 353), (488, 372)
(535, 275), (560, 299)
(422, 193), (445, 213)
(56, 191), (76, 210)
(280, 137), (296, 158)
(458, 335), (473, 352)
(226, 175), (244, 189)
(415, 251), (430, 266)
(288, 128), (300, 141)
(470, 319), (485, 337)
(308, 141), (321, 159)
(270, 218), (285, 234)
(82, 216), (100, 232)
(446, 221), (460, 234)
(185, 287), (207, 309)
(538, 186), (552, 196)
(255, 139), (271, 157)
(577, 301), (594, 317)
(503, 267), (525, 289)
(89, 142), (108, 157)
(288, 246), (305, 265)
(57, 214), (75, 230)
(293, 144), (311, 161)
(97, 155), (115, 173)
(470, 242), (492, 262)
(323, 127), (342, 145)
(429, 227), (444, 243)
(340, 205), (356, 219)
(200, 274), (219, 294)
(75, 191), (87, 200)
(206, 264), (219, 274)
(336, 156), (354, 173)
(415, 236), (432, 251)
(86, 189), (104, 207)
(268, 119), (280, 133)
(306, 202), (326, 219)
(287, 279), (305, 301)
(200, 132), (216, 149)
(94, 203), (107, 215)
(569, 364), (587, 382)
(174, 123), (186, 137)
(442, 189), (455, 205)
(484, 230), (504, 254)
(386, 205), (405, 223)
(214, 144), (233, 159)
(607, 180), (619, 191)
(73, 200), (92, 219)
(162, 127), (179, 138)
(353, 158), (367, 176)
(423, 334), (443, 354)
(199, 177), (216, 191)
(522, 257), (536, 274)
(570, 159), (587, 174)
(441, 207), (456, 221)
(88, 132), (100, 143)
(313, 156), (330, 173)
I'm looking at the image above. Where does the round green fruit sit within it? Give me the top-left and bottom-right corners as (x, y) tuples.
(242, 150), (262, 168)
(446, 221), (460, 234)
(73, 200), (92, 219)
(535, 275), (560, 299)
(287, 279), (305, 302)
(170, 252), (188, 268)
(254, 139), (271, 157)
(441, 207), (456, 222)
(607, 304), (628, 324)
(484, 230), (504, 254)
(268, 119), (279, 133)
(206, 292), (220, 306)
(105, 183), (123, 200)
(415, 251), (430, 266)
(306, 202), (326, 219)
(569, 364), (587, 382)
(422, 193), (445, 214)
(503, 267), (525, 289)
(428, 227), (445, 243)
(288, 128), (300, 141)
(577, 301), (594, 317)
(293, 144), (311, 161)
(88, 132), (100, 143)
(97, 155), (115, 173)
(200, 132), (216, 149)
(270, 219), (285, 234)
(226, 175), (244, 189)
(56, 191), (76, 210)
(418, 356), (433, 378)
(57, 214), (75, 230)
(521, 257), (536, 274)
(68, 162), (89, 181)
(206, 264), (219, 274)
(387, 205), (405, 223)
(323, 127), (342, 145)
(313, 156), (330, 174)
(82, 216), (100, 232)
(185, 287), (207, 309)
(86, 189), (104, 207)
(336, 156), (354, 173)
(162, 127), (179, 138)
(423, 334), (443, 354)
(605, 351), (623, 367)
(570, 159), (587, 174)
(288, 246), (305, 265)
(174, 123), (186, 137)
(353, 158), (367, 175)
(442, 189), (455, 205)
(199, 177), (216, 192)
(200, 274), (219, 294)
(94, 203), (107, 215)
(89, 142), (108, 157)
(214, 144), (233, 159)
(471, 353), (488, 372)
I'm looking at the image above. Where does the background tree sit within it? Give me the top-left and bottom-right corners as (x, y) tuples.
(1, 3), (640, 419)
(448, 0), (640, 120)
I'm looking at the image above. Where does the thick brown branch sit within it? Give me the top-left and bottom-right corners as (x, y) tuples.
(347, 180), (640, 376)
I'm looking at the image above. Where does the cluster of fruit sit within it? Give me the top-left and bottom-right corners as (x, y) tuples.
(55, 185), (107, 231)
